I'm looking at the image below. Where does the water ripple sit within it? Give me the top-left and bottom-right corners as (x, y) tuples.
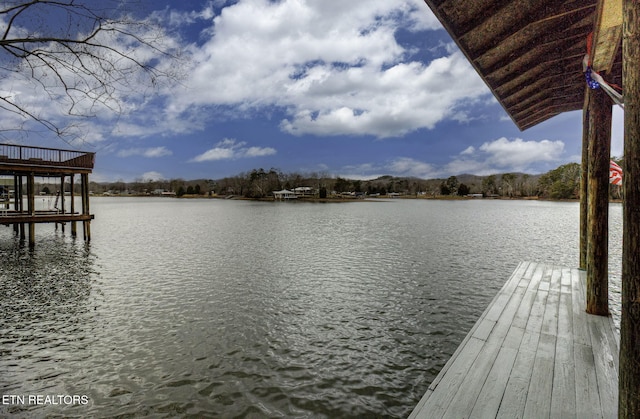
(0, 198), (622, 418)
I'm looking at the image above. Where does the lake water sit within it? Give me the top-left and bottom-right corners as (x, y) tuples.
(0, 198), (622, 418)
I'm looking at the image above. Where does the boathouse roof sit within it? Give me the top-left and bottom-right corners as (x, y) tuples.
(423, 0), (623, 130)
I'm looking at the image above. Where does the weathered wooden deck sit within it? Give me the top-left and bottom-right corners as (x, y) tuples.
(410, 261), (619, 418)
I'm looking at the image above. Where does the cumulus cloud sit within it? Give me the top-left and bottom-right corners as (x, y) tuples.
(141, 171), (165, 181)
(387, 157), (437, 178)
(479, 137), (564, 167)
(336, 157), (438, 179)
(117, 146), (173, 158)
(0, 0), (491, 142)
(159, 0), (488, 138)
(191, 138), (276, 162)
(445, 137), (565, 175)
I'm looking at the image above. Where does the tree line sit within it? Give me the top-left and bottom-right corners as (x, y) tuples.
(74, 160), (623, 200)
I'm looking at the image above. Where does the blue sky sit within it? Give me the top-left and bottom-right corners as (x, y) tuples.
(2, 0), (624, 182)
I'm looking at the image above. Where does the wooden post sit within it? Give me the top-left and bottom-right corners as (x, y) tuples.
(81, 173), (91, 242)
(585, 87), (612, 316)
(13, 175), (19, 235)
(27, 173), (35, 247)
(580, 88), (590, 270)
(18, 175), (24, 241)
(60, 175), (65, 233)
(71, 174), (77, 237)
(620, 0), (640, 415)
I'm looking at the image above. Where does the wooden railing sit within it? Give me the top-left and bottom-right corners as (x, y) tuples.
(0, 143), (95, 170)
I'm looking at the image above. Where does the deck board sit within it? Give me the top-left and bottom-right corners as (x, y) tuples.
(409, 261), (619, 419)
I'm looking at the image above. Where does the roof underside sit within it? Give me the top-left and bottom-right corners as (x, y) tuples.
(423, 0), (623, 130)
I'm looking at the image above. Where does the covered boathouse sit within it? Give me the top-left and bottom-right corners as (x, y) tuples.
(411, 0), (640, 417)
(0, 143), (95, 247)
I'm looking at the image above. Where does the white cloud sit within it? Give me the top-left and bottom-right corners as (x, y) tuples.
(191, 138), (276, 162)
(159, 0), (488, 138)
(141, 171), (165, 181)
(387, 157), (437, 178)
(445, 137), (565, 175)
(0, 0), (491, 142)
(117, 146), (173, 158)
(460, 146), (475, 155)
(479, 137), (564, 168)
(336, 157), (438, 179)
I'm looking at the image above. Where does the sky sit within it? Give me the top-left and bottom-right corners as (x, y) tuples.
(1, 0), (624, 183)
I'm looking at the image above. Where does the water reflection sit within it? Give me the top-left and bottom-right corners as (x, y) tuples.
(0, 233), (98, 416)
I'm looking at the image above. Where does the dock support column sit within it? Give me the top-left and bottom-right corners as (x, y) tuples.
(27, 173), (35, 248)
(81, 173), (90, 242)
(12, 175), (19, 235)
(585, 87), (612, 316)
(620, 0), (640, 415)
(580, 89), (590, 270)
(59, 175), (65, 233)
(17, 176), (24, 241)
(71, 175), (76, 237)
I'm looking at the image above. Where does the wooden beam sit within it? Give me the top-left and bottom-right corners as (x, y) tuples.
(585, 87), (612, 315)
(0, 213), (94, 224)
(620, 0), (640, 415)
(591, 0), (623, 73)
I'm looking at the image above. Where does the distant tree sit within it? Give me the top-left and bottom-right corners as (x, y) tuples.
(353, 180), (362, 193)
(521, 174), (533, 197)
(186, 185), (194, 195)
(319, 187), (327, 199)
(501, 173), (516, 197)
(334, 177), (351, 193)
(41, 186), (51, 195)
(247, 168), (267, 197)
(266, 168), (282, 193)
(176, 186), (185, 197)
(445, 176), (459, 195)
(538, 163), (581, 199)
(194, 184), (201, 195)
(483, 175), (497, 195)
(458, 183), (470, 196)
(440, 182), (450, 196)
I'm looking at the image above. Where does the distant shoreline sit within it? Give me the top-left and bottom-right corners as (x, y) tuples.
(88, 193), (595, 203)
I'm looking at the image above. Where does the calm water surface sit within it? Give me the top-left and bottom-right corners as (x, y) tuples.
(0, 198), (622, 418)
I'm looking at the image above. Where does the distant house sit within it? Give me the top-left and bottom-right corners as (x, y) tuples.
(151, 189), (176, 197)
(293, 187), (314, 196)
(273, 189), (297, 200)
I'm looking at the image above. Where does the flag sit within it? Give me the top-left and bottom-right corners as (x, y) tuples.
(610, 160), (623, 186)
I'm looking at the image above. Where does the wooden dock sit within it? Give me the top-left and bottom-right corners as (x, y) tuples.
(410, 261), (619, 418)
(0, 143), (95, 245)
